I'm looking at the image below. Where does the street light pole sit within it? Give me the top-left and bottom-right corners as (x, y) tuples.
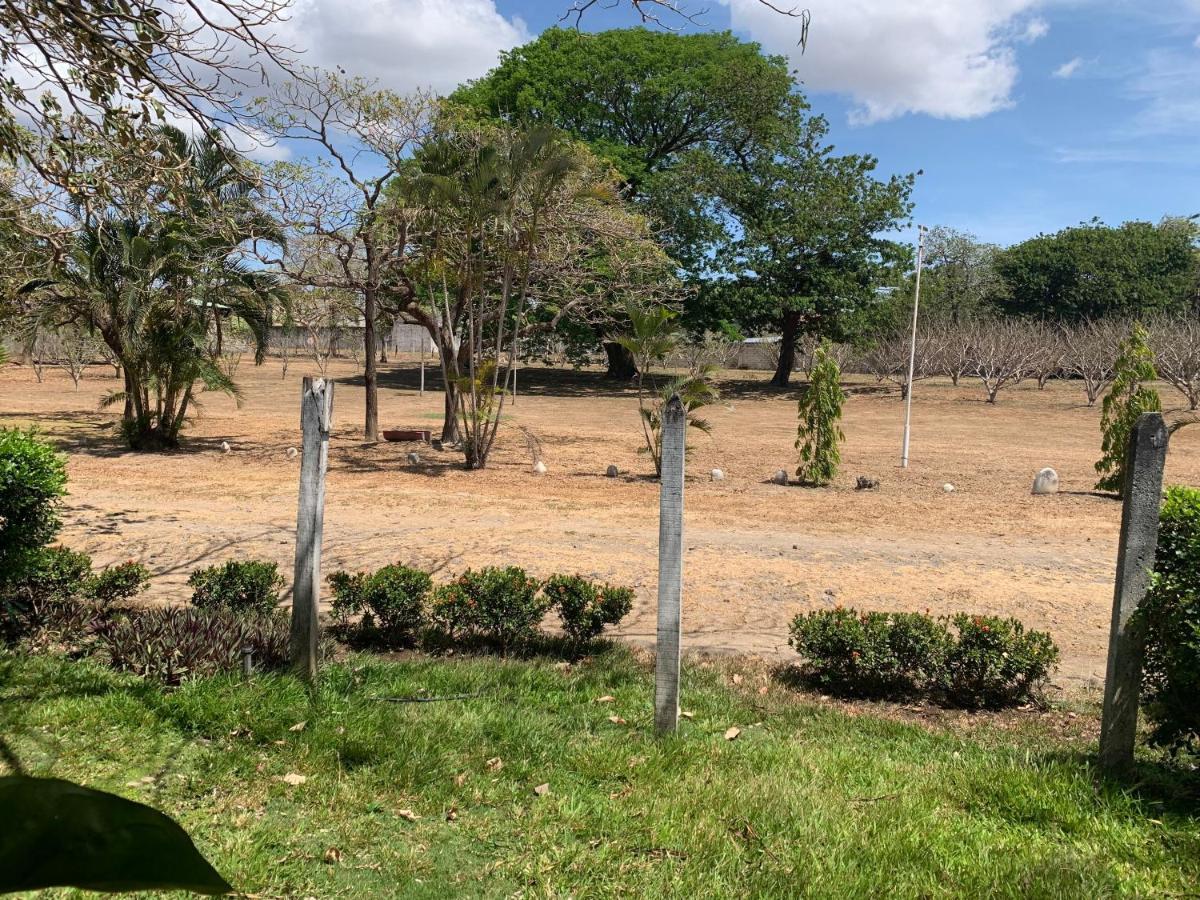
(900, 225), (927, 469)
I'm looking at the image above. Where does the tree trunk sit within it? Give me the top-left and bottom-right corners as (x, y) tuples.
(770, 312), (801, 388)
(363, 289), (379, 442)
(441, 381), (459, 443)
(603, 341), (637, 380)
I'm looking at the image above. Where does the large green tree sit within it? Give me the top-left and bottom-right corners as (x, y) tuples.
(995, 218), (1200, 321)
(918, 226), (1004, 324)
(687, 109), (915, 387)
(452, 27), (798, 376)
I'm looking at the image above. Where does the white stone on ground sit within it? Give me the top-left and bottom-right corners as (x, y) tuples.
(285, 447), (298, 459)
(942, 483), (955, 493)
(711, 468), (724, 481)
(220, 441), (231, 454)
(407, 452), (421, 465)
(1032, 467), (1059, 495)
(533, 460), (547, 476)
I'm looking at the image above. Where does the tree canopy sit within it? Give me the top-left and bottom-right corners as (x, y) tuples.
(683, 109), (915, 385)
(994, 219), (1200, 321)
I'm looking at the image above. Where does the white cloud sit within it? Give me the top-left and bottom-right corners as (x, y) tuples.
(1053, 56), (1084, 78)
(1021, 18), (1051, 42)
(1129, 47), (1200, 133)
(277, 0), (529, 94)
(729, 0), (1051, 123)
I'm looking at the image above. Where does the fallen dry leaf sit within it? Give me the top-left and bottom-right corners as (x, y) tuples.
(533, 783), (551, 796)
(398, 809), (420, 822)
(758, 685), (769, 696)
(453, 772), (468, 786)
(323, 847), (342, 865)
(680, 711), (694, 719)
(732, 674), (744, 685)
(485, 756), (503, 772)
(724, 727), (742, 741)
(594, 695), (616, 703)
(280, 772), (307, 786)
(446, 807), (459, 822)
(289, 721), (307, 732)
(607, 715), (627, 725)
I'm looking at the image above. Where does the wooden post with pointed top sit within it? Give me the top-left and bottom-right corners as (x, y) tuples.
(1098, 411), (1169, 774)
(655, 395), (686, 734)
(291, 376), (333, 682)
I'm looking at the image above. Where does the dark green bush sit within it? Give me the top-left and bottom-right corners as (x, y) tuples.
(0, 428), (67, 581)
(96, 606), (290, 685)
(329, 564), (431, 649)
(942, 614), (1060, 709)
(430, 566), (546, 649)
(543, 574), (634, 643)
(1136, 486), (1200, 753)
(85, 561), (151, 605)
(188, 560), (283, 615)
(789, 608), (1058, 708)
(789, 608), (952, 699)
(1, 546), (93, 642)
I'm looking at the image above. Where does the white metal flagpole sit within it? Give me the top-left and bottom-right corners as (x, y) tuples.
(900, 225), (927, 469)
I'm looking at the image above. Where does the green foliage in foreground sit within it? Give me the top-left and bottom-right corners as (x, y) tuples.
(1095, 323), (1162, 495)
(2, 650), (1197, 898)
(1138, 486), (1200, 754)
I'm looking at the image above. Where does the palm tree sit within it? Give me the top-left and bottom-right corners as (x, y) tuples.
(615, 302), (720, 476)
(22, 129), (282, 450)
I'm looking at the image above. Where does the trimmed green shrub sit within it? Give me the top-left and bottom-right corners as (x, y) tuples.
(96, 607), (290, 685)
(1136, 486), (1200, 753)
(329, 564), (431, 649)
(543, 574), (634, 643)
(942, 614), (1060, 709)
(0, 428), (67, 581)
(188, 560), (283, 615)
(789, 607), (1058, 708)
(85, 561), (151, 606)
(430, 566), (546, 649)
(789, 608), (952, 699)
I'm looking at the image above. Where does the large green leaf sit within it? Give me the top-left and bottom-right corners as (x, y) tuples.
(0, 775), (231, 895)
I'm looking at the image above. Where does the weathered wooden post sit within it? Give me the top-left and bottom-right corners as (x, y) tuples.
(1098, 411), (1169, 774)
(290, 377), (334, 681)
(655, 395), (686, 734)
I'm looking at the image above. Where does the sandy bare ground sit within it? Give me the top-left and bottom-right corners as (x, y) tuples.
(3, 357), (1198, 687)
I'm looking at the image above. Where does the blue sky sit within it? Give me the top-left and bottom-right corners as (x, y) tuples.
(260, 0), (1199, 249)
(486, 0), (1200, 247)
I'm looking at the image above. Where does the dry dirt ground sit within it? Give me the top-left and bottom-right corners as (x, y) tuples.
(3, 357), (1198, 688)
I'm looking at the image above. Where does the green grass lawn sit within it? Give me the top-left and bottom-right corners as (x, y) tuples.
(2, 648), (1198, 898)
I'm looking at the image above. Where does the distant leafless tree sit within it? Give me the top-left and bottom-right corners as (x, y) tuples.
(54, 327), (100, 389)
(1150, 314), (1200, 410)
(1028, 322), (1065, 390)
(928, 319), (976, 386)
(971, 320), (1039, 403)
(678, 331), (739, 377)
(862, 330), (941, 399)
(29, 330), (50, 383)
(1061, 318), (1122, 407)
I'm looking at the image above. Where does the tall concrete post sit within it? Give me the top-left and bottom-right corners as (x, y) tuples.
(655, 396), (686, 734)
(1098, 412), (1169, 774)
(291, 377), (333, 682)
